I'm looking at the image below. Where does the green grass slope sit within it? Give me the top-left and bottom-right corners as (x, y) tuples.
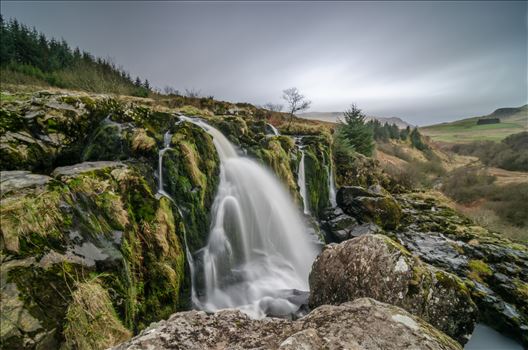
(421, 105), (527, 143)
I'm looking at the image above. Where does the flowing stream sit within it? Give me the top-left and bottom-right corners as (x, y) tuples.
(183, 117), (319, 318)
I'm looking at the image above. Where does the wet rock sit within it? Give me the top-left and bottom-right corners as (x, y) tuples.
(393, 192), (528, 345)
(309, 234), (478, 344)
(112, 298), (462, 350)
(51, 161), (125, 179)
(0, 170), (51, 196)
(337, 185), (402, 229)
(396, 230), (469, 274)
(321, 207), (382, 242)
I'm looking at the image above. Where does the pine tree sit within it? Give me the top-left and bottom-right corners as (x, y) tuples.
(338, 104), (374, 156)
(410, 127), (428, 150)
(143, 79), (150, 90)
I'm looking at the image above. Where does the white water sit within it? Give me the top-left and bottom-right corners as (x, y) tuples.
(267, 123), (280, 136)
(297, 150), (310, 215)
(185, 117), (319, 318)
(157, 131), (173, 199)
(328, 163), (337, 207)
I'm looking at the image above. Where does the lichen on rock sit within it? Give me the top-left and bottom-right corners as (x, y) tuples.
(308, 234), (478, 344)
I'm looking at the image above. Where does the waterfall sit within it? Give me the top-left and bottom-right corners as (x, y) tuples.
(328, 162), (337, 208)
(184, 117), (319, 319)
(157, 131), (173, 199)
(266, 123), (280, 136)
(297, 150), (310, 215)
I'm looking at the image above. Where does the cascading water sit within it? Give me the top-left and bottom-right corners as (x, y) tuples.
(297, 149), (310, 215)
(184, 117), (320, 319)
(328, 161), (337, 208)
(266, 123), (280, 136)
(157, 131), (172, 198)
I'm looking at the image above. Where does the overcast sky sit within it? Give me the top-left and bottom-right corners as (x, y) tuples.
(1, 1), (527, 125)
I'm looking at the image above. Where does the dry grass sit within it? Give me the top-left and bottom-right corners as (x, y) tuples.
(0, 191), (64, 252)
(131, 128), (156, 152)
(455, 203), (528, 242)
(179, 141), (206, 189)
(63, 279), (132, 350)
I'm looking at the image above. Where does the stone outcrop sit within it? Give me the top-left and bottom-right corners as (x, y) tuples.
(309, 234), (478, 344)
(336, 185), (402, 229)
(394, 192), (528, 345)
(113, 298), (462, 350)
(0, 91), (333, 349)
(321, 206), (382, 242)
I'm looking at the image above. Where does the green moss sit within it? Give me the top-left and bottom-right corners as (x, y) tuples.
(467, 259), (493, 283)
(303, 147), (330, 218)
(163, 122), (220, 252)
(82, 124), (129, 161)
(0, 108), (25, 134)
(178, 105), (210, 116)
(380, 235), (412, 257)
(253, 138), (298, 196)
(435, 270), (469, 294)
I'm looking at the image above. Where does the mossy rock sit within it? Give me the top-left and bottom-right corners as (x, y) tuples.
(337, 185), (402, 229)
(1, 162), (188, 348)
(162, 121), (220, 252)
(309, 234), (478, 344)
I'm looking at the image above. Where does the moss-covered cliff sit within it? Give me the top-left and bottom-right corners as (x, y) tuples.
(0, 90), (334, 349)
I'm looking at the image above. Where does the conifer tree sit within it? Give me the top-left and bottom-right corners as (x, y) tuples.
(338, 104), (374, 156)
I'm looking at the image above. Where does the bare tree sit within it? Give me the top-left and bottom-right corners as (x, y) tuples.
(263, 103), (283, 112)
(282, 87), (311, 124)
(164, 86), (180, 96)
(185, 88), (202, 98)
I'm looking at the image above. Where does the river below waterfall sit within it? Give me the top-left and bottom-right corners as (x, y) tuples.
(465, 324), (523, 350)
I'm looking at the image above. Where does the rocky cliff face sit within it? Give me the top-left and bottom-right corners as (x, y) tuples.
(0, 90), (331, 348)
(1, 89), (526, 349)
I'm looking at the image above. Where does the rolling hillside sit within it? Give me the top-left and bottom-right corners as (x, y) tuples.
(299, 111), (413, 129)
(421, 105), (527, 143)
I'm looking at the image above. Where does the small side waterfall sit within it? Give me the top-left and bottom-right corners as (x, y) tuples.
(266, 123), (280, 136)
(155, 128), (200, 306)
(297, 150), (310, 215)
(328, 161), (337, 208)
(184, 117), (319, 319)
(157, 131), (172, 198)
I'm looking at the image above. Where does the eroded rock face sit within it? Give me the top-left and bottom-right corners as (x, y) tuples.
(309, 234), (478, 344)
(394, 192), (528, 345)
(113, 298), (462, 350)
(337, 185), (402, 229)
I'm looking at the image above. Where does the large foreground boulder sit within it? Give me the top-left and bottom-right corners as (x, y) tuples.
(113, 297), (461, 350)
(309, 234), (478, 344)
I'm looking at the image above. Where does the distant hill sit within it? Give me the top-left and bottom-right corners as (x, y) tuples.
(488, 105), (528, 119)
(299, 112), (413, 129)
(420, 105), (527, 143)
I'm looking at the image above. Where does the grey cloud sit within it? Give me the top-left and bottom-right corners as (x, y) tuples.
(1, 1), (526, 125)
